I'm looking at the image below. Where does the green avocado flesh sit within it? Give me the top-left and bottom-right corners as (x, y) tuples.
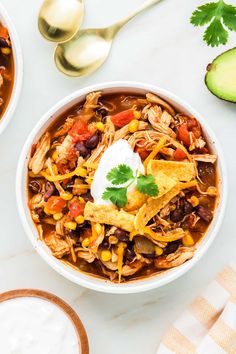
(205, 47), (236, 103)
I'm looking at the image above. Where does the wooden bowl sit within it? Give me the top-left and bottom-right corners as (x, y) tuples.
(0, 289), (89, 354)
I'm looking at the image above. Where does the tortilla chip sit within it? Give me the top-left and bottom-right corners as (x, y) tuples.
(134, 180), (197, 230)
(84, 202), (134, 232)
(154, 171), (177, 198)
(147, 160), (195, 182)
(134, 185), (181, 230)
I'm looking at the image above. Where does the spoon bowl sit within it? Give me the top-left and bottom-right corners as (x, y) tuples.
(38, 0), (84, 43)
(55, 28), (115, 77)
(54, 0), (162, 76)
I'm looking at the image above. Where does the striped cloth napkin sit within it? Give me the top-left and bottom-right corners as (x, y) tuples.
(157, 263), (236, 354)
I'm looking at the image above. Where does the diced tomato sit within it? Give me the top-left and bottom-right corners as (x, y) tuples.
(111, 109), (134, 128)
(135, 140), (149, 160)
(45, 196), (66, 213)
(68, 201), (85, 218)
(68, 121), (92, 143)
(0, 26), (8, 39)
(173, 148), (187, 161)
(178, 123), (190, 146)
(187, 118), (201, 138)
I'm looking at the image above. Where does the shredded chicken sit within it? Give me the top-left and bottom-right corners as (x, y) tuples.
(193, 154), (217, 164)
(53, 117), (75, 138)
(146, 93), (175, 116)
(143, 105), (176, 138)
(121, 261), (143, 276)
(56, 134), (74, 162)
(155, 247), (195, 269)
(29, 193), (44, 210)
(44, 232), (75, 259)
(114, 121), (148, 141)
(29, 132), (51, 174)
(77, 248), (96, 263)
(80, 91), (101, 122)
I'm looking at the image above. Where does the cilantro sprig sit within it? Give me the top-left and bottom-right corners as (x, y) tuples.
(190, 0), (236, 46)
(102, 164), (158, 207)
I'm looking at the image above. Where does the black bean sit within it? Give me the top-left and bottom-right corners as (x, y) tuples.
(124, 247), (135, 262)
(114, 228), (129, 242)
(85, 134), (99, 149)
(68, 230), (80, 242)
(65, 181), (74, 192)
(75, 142), (90, 158)
(80, 191), (93, 202)
(76, 221), (90, 229)
(29, 180), (41, 194)
(35, 207), (45, 218)
(170, 207), (184, 222)
(196, 205), (213, 223)
(0, 38), (9, 48)
(183, 200), (194, 214)
(164, 241), (180, 255)
(62, 206), (69, 214)
(44, 181), (56, 201)
(96, 108), (108, 118)
(99, 240), (109, 249)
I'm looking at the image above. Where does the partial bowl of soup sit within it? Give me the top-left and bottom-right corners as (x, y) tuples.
(16, 82), (227, 294)
(0, 3), (23, 135)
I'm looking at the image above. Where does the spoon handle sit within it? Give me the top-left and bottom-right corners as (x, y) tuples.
(111, 0), (162, 34)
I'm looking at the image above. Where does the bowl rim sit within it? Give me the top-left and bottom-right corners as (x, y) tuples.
(16, 81), (228, 294)
(0, 2), (23, 135)
(0, 289), (89, 354)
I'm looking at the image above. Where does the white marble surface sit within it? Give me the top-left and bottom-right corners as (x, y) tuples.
(0, 0), (235, 353)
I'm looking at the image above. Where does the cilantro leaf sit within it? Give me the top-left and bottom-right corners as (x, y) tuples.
(222, 3), (236, 31)
(203, 18), (228, 46)
(107, 164), (134, 185)
(137, 174), (159, 197)
(190, 3), (218, 26)
(190, 0), (236, 46)
(102, 187), (127, 208)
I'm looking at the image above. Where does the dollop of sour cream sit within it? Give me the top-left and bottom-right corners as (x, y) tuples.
(91, 139), (144, 205)
(0, 297), (80, 354)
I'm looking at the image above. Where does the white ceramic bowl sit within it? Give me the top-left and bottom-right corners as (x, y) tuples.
(16, 82), (227, 294)
(0, 3), (23, 135)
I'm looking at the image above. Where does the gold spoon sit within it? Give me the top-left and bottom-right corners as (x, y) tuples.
(38, 0), (84, 43)
(55, 0), (162, 77)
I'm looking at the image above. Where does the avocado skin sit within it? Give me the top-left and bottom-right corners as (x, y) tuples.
(205, 47), (236, 103)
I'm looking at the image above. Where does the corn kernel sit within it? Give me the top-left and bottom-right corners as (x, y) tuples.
(207, 186), (217, 197)
(60, 192), (73, 201)
(128, 119), (139, 133)
(52, 150), (58, 161)
(53, 212), (63, 221)
(64, 221), (77, 230)
(96, 122), (105, 132)
(133, 110), (141, 119)
(82, 238), (90, 247)
(109, 236), (118, 244)
(75, 215), (85, 224)
(85, 178), (92, 185)
(101, 250), (112, 262)
(189, 195), (199, 207)
(155, 246), (164, 256)
(78, 197), (85, 203)
(189, 144), (195, 152)
(182, 233), (195, 247)
(1, 47), (11, 55)
(95, 223), (102, 235)
(170, 204), (176, 211)
(76, 167), (87, 178)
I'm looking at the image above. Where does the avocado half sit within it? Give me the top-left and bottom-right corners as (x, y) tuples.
(205, 47), (236, 103)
